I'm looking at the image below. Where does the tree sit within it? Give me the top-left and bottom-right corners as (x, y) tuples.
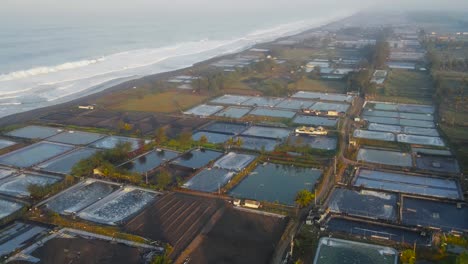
(235, 137), (243, 147)
(295, 189), (315, 208)
(155, 170), (172, 190)
(199, 134), (208, 145)
(456, 252), (468, 264)
(178, 131), (193, 149)
(155, 127), (168, 144)
(400, 249), (416, 264)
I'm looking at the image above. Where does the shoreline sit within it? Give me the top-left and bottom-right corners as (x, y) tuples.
(0, 15), (351, 127)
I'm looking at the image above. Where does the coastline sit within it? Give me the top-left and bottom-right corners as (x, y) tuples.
(0, 15), (351, 127)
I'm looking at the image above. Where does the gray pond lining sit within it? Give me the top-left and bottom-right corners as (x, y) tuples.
(327, 187), (398, 221)
(292, 91), (353, 103)
(185, 104), (224, 117)
(353, 130), (395, 142)
(214, 106), (252, 118)
(0, 142), (75, 168)
(354, 169), (462, 199)
(357, 148), (413, 167)
(401, 196), (468, 232)
(313, 237), (398, 264)
(5, 125), (62, 140)
(210, 95), (253, 105)
(248, 108), (296, 118)
(183, 168), (234, 193)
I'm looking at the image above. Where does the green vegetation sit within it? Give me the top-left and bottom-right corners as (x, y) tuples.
(109, 90), (209, 113)
(154, 170), (172, 190)
(222, 157), (260, 192)
(27, 175), (76, 201)
(377, 69), (434, 104)
(151, 245), (173, 264)
(426, 38), (468, 173)
(401, 249), (417, 264)
(71, 142), (141, 184)
(28, 209), (149, 244)
(294, 190), (315, 208)
(289, 78), (348, 94)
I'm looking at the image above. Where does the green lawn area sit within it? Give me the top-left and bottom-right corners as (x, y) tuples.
(290, 78), (347, 94)
(440, 124), (468, 174)
(109, 90), (209, 113)
(378, 69), (434, 104)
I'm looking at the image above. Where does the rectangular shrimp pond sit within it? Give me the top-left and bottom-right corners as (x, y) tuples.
(0, 142), (74, 168)
(213, 152), (256, 171)
(183, 168), (235, 193)
(327, 188), (398, 221)
(121, 149), (179, 174)
(354, 169), (462, 199)
(293, 115), (338, 127)
(0, 172), (61, 198)
(0, 198), (24, 221)
(309, 102), (350, 113)
(77, 187), (156, 225)
(248, 108), (296, 118)
(241, 126), (291, 140)
(353, 130), (395, 142)
(240, 97), (284, 107)
(185, 104), (223, 117)
(402, 197), (468, 232)
(235, 136), (279, 152)
(228, 163), (321, 206)
(201, 122), (248, 134)
(366, 102), (434, 114)
(397, 134), (445, 147)
(46, 131), (105, 145)
(313, 237), (397, 264)
(292, 91), (353, 103)
(90, 136), (141, 151)
(357, 148), (412, 167)
(275, 99), (315, 110)
(44, 180), (119, 215)
(0, 168), (15, 180)
(36, 148), (97, 174)
(5, 125), (62, 139)
(170, 149), (223, 169)
(287, 135), (337, 150)
(0, 139), (15, 150)
(214, 106), (252, 119)
(210, 94), (252, 105)
(192, 131), (232, 144)
(326, 216), (431, 245)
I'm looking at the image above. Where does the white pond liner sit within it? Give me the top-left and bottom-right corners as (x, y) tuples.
(78, 187), (155, 225)
(213, 152), (256, 171)
(397, 134), (445, 147)
(353, 130), (395, 142)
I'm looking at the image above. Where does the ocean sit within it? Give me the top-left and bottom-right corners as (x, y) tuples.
(0, 10), (352, 118)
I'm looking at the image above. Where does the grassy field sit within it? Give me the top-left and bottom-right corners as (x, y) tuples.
(109, 90), (209, 113)
(289, 78), (348, 94)
(377, 69), (434, 104)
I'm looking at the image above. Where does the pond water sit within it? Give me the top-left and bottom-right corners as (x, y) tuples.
(229, 163), (321, 205)
(0, 142), (74, 168)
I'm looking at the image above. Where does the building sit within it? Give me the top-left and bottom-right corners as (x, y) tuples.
(244, 199), (261, 209)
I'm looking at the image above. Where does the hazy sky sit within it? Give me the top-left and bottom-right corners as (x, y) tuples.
(2, 0), (468, 16)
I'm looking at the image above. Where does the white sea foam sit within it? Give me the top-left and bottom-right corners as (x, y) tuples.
(0, 12), (351, 118)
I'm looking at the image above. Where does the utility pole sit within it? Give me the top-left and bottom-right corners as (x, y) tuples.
(145, 172), (148, 185)
(334, 156), (337, 176)
(290, 235), (294, 257)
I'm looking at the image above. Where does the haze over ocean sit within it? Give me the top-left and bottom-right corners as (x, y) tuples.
(0, 9), (352, 118)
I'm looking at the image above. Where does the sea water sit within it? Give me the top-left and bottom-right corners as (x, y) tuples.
(0, 10), (353, 118)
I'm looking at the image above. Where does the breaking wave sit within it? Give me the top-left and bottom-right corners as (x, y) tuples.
(0, 12), (351, 118)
